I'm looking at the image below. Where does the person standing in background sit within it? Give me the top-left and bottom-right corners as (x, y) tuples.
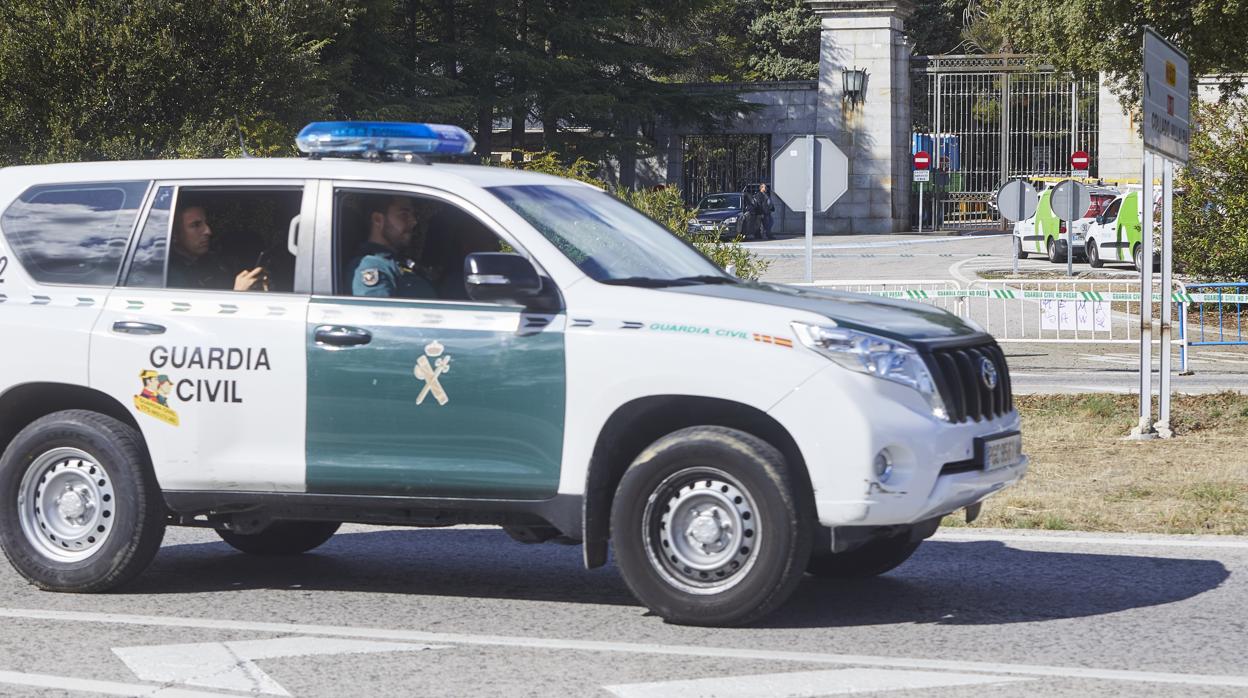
(754, 184), (775, 240)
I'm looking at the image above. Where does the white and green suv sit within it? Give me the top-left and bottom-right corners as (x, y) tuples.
(0, 123), (1027, 626)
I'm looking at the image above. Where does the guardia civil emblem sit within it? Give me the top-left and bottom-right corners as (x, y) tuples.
(414, 340), (452, 406)
(360, 268), (380, 287)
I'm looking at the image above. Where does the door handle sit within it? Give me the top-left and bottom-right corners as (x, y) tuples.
(112, 321), (166, 335)
(314, 325), (372, 347)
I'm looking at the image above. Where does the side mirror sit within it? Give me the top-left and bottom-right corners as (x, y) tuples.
(464, 252), (542, 305)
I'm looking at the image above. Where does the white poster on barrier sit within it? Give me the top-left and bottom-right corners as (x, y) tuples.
(1042, 300), (1111, 331)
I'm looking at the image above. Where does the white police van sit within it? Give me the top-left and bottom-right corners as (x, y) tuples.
(0, 123), (1027, 626)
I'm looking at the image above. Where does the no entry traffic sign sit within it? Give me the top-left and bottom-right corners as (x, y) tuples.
(1071, 150), (1089, 177)
(913, 151), (930, 170)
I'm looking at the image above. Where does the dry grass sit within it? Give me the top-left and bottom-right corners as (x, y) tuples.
(943, 392), (1248, 534)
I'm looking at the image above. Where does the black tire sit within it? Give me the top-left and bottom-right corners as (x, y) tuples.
(1013, 236), (1028, 260)
(1087, 239), (1104, 268)
(1133, 243), (1143, 272)
(1046, 237), (1061, 263)
(610, 426), (812, 627)
(217, 521), (341, 555)
(806, 533), (922, 579)
(0, 410), (165, 592)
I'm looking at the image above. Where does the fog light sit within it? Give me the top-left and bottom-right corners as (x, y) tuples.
(873, 449), (894, 483)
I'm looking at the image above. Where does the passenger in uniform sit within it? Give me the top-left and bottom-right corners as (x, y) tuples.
(167, 200), (267, 291)
(347, 195), (436, 298)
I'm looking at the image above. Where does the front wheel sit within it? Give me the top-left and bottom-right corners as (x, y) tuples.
(0, 411), (166, 592)
(217, 521), (341, 555)
(1087, 239), (1104, 268)
(611, 426), (812, 626)
(807, 533), (921, 579)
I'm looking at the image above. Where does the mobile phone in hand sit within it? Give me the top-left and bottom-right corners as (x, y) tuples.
(254, 250), (272, 269)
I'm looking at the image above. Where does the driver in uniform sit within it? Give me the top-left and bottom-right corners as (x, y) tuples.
(348, 195), (436, 298)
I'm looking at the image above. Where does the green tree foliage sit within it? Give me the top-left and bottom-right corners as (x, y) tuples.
(908, 0), (973, 56)
(0, 1), (345, 163)
(979, 0), (1248, 104)
(744, 1), (820, 81)
(1175, 101), (1248, 281)
(0, 0), (745, 168)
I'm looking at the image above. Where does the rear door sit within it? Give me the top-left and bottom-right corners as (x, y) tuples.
(303, 182), (566, 499)
(90, 180), (316, 492)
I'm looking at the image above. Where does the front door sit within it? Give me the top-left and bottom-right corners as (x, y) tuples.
(304, 184), (566, 499)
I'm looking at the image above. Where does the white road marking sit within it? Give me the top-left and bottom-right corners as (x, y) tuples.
(935, 530), (1248, 550)
(604, 668), (1029, 697)
(113, 636), (438, 696)
(0, 669), (230, 697)
(2, 607), (1247, 689)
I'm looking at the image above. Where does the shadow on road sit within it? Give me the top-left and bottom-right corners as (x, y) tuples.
(126, 531), (1229, 627)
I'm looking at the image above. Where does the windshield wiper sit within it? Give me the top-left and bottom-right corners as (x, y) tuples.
(673, 275), (738, 285)
(599, 277), (693, 288)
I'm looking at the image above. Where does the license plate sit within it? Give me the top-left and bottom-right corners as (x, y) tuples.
(701, 224), (719, 231)
(976, 432), (1022, 471)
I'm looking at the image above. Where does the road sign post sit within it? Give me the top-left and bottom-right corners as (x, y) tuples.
(1132, 26), (1190, 440)
(995, 180), (1039, 275)
(773, 136), (849, 282)
(914, 151), (930, 233)
(1051, 179), (1090, 277)
(1071, 150), (1089, 178)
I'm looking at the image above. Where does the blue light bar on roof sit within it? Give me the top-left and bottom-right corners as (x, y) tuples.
(296, 121), (476, 157)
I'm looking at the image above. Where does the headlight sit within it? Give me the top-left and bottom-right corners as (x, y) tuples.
(723, 216), (738, 225)
(791, 322), (948, 421)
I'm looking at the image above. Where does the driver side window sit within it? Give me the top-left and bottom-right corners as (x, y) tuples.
(331, 189), (508, 300)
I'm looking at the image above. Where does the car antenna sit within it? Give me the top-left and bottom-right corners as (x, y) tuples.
(234, 117), (251, 159)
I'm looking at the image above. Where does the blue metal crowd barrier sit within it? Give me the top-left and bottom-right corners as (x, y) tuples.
(1180, 282), (1248, 371)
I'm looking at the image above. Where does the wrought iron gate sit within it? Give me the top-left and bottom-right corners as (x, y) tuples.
(912, 55), (1100, 226)
(681, 134), (771, 206)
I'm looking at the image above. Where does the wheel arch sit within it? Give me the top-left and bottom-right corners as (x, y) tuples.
(0, 383), (146, 466)
(581, 395), (813, 569)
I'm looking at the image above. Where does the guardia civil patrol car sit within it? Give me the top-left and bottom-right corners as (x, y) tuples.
(0, 122), (1027, 626)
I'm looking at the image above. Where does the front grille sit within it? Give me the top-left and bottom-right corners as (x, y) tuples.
(924, 341), (1013, 423)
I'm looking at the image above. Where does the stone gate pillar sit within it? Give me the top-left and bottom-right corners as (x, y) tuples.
(807, 0), (914, 233)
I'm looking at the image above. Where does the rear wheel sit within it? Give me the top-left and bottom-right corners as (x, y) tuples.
(217, 521), (341, 555)
(611, 426), (812, 626)
(0, 410), (166, 592)
(1133, 243), (1143, 272)
(1046, 238), (1060, 263)
(1013, 236), (1028, 259)
(1087, 239), (1104, 268)
(807, 533), (921, 579)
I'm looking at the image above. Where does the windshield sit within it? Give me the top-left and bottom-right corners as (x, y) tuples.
(697, 194), (741, 211)
(490, 184), (729, 283)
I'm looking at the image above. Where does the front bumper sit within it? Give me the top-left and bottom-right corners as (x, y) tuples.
(768, 365), (1029, 528)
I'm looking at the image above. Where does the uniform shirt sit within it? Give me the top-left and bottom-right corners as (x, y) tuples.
(348, 241), (436, 298)
(167, 250), (236, 290)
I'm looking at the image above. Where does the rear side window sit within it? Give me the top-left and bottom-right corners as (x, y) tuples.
(0, 181), (149, 286)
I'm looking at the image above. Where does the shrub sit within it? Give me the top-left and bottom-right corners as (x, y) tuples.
(1175, 100), (1248, 281)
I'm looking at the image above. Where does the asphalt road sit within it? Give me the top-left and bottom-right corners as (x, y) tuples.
(1, 525), (1246, 697)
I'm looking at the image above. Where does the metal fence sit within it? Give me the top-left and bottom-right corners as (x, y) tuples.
(912, 55), (1100, 227)
(801, 278), (1180, 344)
(681, 134), (772, 206)
(1180, 282), (1248, 370)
